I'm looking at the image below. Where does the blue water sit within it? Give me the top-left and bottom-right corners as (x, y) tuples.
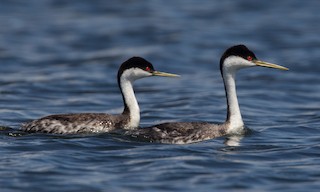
(1, 0), (320, 191)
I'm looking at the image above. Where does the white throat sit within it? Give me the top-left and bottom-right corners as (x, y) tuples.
(119, 68), (151, 129)
(222, 57), (246, 134)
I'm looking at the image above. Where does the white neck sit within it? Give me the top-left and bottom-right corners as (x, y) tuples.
(222, 67), (244, 134)
(120, 75), (140, 129)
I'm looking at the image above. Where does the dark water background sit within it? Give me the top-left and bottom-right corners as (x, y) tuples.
(1, 0), (320, 191)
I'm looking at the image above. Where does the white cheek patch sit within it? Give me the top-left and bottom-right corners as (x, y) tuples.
(223, 56), (255, 71)
(121, 68), (152, 82)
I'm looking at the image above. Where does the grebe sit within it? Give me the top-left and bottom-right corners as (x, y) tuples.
(126, 45), (288, 144)
(22, 57), (179, 134)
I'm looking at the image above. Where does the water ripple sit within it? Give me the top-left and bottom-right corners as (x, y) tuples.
(1, 0), (320, 191)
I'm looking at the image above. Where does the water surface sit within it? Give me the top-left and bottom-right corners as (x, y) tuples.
(1, 0), (320, 191)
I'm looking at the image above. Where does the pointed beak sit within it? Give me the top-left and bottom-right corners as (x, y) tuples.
(151, 71), (180, 77)
(253, 60), (289, 70)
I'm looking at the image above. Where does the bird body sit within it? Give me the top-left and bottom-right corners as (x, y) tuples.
(22, 57), (179, 134)
(23, 113), (126, 134)
(126, 45), (288, 144)
(127, 122), (229, 144)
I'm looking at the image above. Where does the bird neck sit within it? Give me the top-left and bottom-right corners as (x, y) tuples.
(222, 68), (244, 134)
(119, 78), (140, 129)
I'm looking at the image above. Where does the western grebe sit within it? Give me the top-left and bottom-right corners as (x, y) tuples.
(22, 57), (179, 134)
(126, 45), (288, 144)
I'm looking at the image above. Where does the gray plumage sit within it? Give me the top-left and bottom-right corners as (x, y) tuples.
(126, 122), (229, 144)
(22, 113), (129, 134)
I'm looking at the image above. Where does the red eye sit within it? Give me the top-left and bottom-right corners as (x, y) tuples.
(145, 66), (151, 71)
(247, 56), (253, 61)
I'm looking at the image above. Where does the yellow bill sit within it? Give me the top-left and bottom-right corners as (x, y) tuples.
(152, 71), (180, 77)
(254, 60), (289, 70)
